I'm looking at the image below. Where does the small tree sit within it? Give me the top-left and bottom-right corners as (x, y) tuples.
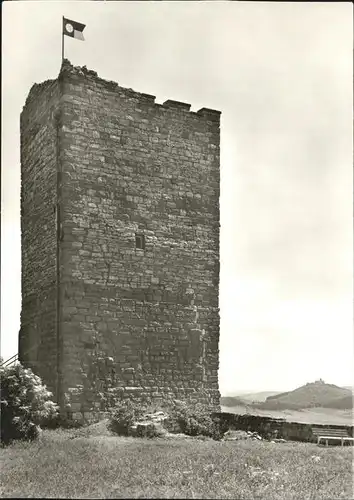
(108, 399), (147, 436)
(1, 363), (58, 445)
(168, 400), (224, 440)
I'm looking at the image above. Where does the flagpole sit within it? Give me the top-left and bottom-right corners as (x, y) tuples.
(62, 16), (64, 62)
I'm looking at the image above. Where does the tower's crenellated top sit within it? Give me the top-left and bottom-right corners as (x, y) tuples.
(23, 59), (221, 122)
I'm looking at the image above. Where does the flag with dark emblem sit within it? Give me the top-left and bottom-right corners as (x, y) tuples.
(63, 17), (86, 41)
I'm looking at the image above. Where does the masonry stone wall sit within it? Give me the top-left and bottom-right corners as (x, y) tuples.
(213, 412), (354, 443)
(19, 80), (60, 397)
(20, 59), (221, 414)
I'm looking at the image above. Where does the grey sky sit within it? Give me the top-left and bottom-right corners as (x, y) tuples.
(1, 1), (353, 393)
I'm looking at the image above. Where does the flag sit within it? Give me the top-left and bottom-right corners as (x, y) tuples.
(63, 17), (86, 41)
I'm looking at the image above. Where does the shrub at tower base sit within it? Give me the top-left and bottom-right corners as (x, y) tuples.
(0, 363), (58, 446)
(108, 398), (227, 440)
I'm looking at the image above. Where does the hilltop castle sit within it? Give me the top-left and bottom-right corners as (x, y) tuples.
(19, 60), (221, 417)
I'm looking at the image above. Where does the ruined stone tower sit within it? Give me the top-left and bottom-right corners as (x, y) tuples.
(19, 60), (220, 415)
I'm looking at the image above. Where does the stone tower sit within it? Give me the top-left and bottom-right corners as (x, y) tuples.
(19, 60), (221, 416)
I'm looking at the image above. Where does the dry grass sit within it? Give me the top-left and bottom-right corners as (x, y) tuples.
(0, 425), (353, 499)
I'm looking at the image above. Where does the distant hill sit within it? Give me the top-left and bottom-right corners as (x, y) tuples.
(220, 396), (249, 407)
(259, 380), (352, 410)
(324, 394), (353, 410)
(239, 391), (281, 403)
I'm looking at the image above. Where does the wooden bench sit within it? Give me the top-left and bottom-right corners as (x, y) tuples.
(312, 427), (354, 447)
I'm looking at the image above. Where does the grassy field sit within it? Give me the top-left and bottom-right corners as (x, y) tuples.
(0, 423), (353, 499)
(221, 405), (354, 426)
